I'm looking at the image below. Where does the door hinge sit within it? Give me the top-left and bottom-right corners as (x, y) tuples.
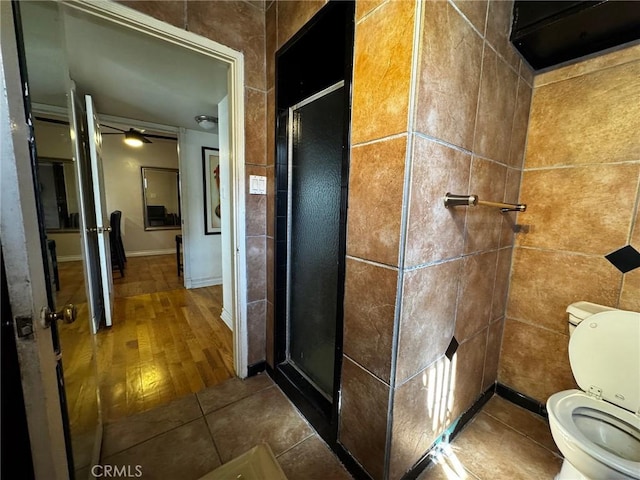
(15, 315), (34, 338)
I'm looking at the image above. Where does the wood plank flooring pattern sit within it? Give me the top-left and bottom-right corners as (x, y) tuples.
(56, 255), (234, 427)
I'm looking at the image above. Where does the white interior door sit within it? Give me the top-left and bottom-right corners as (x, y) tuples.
(1, 2), (69, 476)
(69, 85), (112, 332)
(85, 94), (113, 327)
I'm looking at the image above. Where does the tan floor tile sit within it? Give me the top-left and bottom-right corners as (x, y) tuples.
(482, 395), (559, 454)
(205, 386), (314, 462)
(277, 435), (353, 480)
(102, 418), (221, 480)
(102, 393), (201, 457)
(449, 411), (563, 479)
(418, 460), (480, 480)
(196, 372), (274, 414)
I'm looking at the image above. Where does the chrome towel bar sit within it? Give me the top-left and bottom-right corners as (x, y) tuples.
(443, 192), (526, 213)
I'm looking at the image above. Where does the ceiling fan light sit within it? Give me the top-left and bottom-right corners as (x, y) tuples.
(124, 137), (143, 147)
(124, 129), (148, 147)
(195, 115), (218, 130)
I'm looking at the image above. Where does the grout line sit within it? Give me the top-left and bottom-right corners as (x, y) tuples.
(274, 432), (315, 459)
(481, 409), (563, 459)
(203, 415), (225, 467)
(103, 415), (204, 460)
(505, 315), (567, 336)
(534, 44), (640, 88)
(523, 159), (640, 172)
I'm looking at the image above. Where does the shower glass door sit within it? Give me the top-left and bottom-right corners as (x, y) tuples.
(286, 81), (345, 399)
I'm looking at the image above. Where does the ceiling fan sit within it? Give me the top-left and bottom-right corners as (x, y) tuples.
(101, 124), (176, 147)
(33, 117), (177, 147)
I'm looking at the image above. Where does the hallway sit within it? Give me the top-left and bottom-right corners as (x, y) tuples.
(56, 254), (233, 429)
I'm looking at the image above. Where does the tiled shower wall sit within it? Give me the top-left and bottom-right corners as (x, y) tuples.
(339, 2), (533, 478)
(121, 2), (640, 479)
(499, 43), (640, 404)
(121, 0), (270, 366)
(128, 1), (535, 478)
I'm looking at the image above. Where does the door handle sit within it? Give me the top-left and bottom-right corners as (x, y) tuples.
(41, 304), (77, 329)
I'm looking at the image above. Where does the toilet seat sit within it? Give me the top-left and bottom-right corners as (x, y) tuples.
(547, 389), (640, 479)
(569, 310), (640, 414)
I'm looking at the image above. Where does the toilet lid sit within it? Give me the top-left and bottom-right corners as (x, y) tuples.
(569, 310), (640, 414)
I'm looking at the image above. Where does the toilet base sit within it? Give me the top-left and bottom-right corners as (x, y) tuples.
(556, 459), (589, 480)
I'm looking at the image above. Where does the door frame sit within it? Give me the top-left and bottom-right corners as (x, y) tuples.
(63, 0), (248, 378)
(1, 1), (247, 476)
(1, 2), (70, 476)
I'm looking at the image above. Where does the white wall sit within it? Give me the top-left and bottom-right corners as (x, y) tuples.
(34, 118), (184, 260)
(102, 135), (180, 256)
(179, 128), (223, 289)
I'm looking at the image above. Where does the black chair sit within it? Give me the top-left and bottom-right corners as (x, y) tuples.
(175, 234), (183, 276)
(109, 210), (126, 277)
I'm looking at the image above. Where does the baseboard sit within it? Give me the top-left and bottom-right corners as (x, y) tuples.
(247, 361), (266, 377)
(127, 249), (174, 257)
(186, 276), (223, 289)
(58, 255), (83, 263)
(334, 442), (373, 480)
(220, 307), (232, 330)
(496, 383), (547, 417)
(58, 249), (175, 263)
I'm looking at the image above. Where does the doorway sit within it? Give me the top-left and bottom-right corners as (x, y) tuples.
(3, 0), (247, 476)
(272, 1), (355, 445)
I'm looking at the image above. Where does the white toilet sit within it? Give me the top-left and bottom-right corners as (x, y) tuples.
(546, 301), (640, 480)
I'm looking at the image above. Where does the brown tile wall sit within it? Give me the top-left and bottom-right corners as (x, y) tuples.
(387, 0), (533, 477)
(266, 0), (532, 477)
(123, 3), (640, 480)
(500, 44), (640, 403)
(121, 0), (269, 366)
(341, 1), (415, 477)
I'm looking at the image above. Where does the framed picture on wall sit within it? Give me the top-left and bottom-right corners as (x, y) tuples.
(202, 146), (221, 235)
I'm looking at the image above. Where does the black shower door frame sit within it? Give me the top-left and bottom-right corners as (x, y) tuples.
(270, 0), (354, 455)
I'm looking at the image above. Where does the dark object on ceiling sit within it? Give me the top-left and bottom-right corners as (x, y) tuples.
(510, 1), (640, 71)
(102, 124), (176, 144)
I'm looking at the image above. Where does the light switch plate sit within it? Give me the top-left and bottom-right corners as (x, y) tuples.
(249, 175), (267, 195)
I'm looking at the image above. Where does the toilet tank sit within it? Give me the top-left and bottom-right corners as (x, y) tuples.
(566, 301), (617, 334)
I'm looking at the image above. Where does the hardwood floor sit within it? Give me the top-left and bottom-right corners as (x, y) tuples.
(56, 255), (234, 430)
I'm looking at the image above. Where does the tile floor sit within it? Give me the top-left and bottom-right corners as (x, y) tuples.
(418, 395), (563, 480)
(85, 374), (564, 480)
(88, 372), (352, 480)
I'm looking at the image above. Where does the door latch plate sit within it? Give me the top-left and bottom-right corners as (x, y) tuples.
(15, 315), (34, 338)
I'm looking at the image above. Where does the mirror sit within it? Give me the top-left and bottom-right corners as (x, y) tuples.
(142, 167), (181, 230)
(37, 157), (80, 232)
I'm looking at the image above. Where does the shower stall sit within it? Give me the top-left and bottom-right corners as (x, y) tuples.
(271, 0), (354, 446)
